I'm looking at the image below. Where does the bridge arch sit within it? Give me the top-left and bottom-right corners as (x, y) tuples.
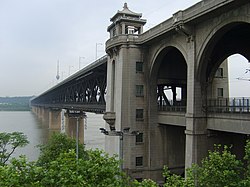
(150, 45), (187, 111)
(198, 19), (250, 85)
(197, 19), (250, 160)
(148, 45), (187, 175)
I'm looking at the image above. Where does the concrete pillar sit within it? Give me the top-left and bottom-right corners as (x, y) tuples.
(42, 108), (49, 124)
(65, 114), (84, 144)
(49, 109), (61, 131)
(31, 106), (38, 115)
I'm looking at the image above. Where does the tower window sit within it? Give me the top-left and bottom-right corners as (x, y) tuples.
(215, 68), (223, 78)
(136, 61), (143, 72)
(136, 156), (143, 166)
(136, 133), (143, 143)
(136, 109), (143, 120)
(136, 85), (144, 97)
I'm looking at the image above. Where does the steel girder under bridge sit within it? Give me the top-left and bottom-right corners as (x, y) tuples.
(31, 56), (107, 113)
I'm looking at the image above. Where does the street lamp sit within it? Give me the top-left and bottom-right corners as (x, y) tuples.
(79, 56), (85, 70)
(96, 43), (103, 60)
(99, 127), (139, 170)
(68, 65), (74, 76)
(67, 110), (85, 160)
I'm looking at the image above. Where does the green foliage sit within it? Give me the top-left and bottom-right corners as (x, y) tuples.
(80, 149), (129, 186)
(195, 145), (244, 187)
(0, 132), (29, 165)
(40, 150), (87, 186)
(0, 132), (128, 186)
(241, 140), (250, 186)
(131, 178), (158, 187)
(46, 149), (127, 187)
(162, 144), (247, 187)
(163, 166), (194, 187)
(3, 131), (250, 187)
(37, 132), (87, 166)
(0, 156), (43, 187)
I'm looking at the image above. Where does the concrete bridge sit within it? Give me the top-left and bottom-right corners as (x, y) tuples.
(31, 0), (250, 182)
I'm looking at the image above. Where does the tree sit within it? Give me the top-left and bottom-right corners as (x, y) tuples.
(162, 144), (246, 187)
(0, 156), (43, 187)
(40, 149), (128, 187)
(163, 166), (194, 187)
(37, 132), (87, 166)
(194, 145), (244, 187)
(0, 132), (29, 165)
(0, 133), (129, 186)
(131, 179), (158, 187)
(241, 140), (250, 186)
(37, 132), (129, 186)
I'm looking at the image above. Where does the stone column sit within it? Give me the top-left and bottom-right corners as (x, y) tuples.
(185, 38), (208, 169)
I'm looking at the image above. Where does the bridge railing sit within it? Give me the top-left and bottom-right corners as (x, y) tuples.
(158, 98), (250, 114)
(158, 100), (186, 112)
(207, 97), (250, 113)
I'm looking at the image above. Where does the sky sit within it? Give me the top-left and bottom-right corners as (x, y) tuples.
(0, 0), (249, 97)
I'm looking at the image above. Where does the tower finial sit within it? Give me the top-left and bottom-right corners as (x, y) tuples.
(123, 2), (128, 9)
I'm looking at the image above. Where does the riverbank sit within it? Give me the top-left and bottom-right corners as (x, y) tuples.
(0, 96), (32, 111)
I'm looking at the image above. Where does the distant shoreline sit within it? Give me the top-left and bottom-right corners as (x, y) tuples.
(0, 96), (33, 111)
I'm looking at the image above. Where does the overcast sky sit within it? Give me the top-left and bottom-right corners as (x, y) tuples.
(0, 0), (249, 97)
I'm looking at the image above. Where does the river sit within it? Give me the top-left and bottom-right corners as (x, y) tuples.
(0, 111), (105, 161)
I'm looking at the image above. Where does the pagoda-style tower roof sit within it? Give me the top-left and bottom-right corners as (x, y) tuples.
(110, 3), (142, 22)
(107, 3), (146, 35)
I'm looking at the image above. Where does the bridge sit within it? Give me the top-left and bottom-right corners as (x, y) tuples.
(31, 0), (250, 182)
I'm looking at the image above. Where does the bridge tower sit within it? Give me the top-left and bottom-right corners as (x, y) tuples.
(104, 3), (147, 180)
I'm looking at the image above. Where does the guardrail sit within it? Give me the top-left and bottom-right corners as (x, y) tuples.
(158, 100), (186, 112)
(157, 97), (250, 113)
(207, 97), (250, 113)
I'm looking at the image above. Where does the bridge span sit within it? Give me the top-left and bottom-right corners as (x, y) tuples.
(31, 55), (107, 113)
(31, 0), (250, 183)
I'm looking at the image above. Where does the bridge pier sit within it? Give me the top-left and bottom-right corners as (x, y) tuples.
(32, 106), (49, 124)
(49, 109), (62, 131)
(32, 107), (85, 144)
(64, 111), (85, 144)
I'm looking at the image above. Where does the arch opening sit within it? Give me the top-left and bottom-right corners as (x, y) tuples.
(201, 23), (250, 113)
(154, 47), (187, 112)
(150, 46), (187, 175)
(199, 22), (250, 163)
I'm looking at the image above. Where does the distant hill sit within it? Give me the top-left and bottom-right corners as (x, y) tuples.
(0, 96), (34, 111)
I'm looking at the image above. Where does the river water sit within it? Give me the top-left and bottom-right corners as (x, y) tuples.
(0, 111), (105, 161)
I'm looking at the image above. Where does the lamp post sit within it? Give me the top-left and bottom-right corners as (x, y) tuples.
(99, 127), (139, 170)
(76, 117), (79, 160)
(67, 110), (84, 160)
(95, 43), (103, 60)
(79, 56), (85, 70)
(68, 65), (74, 76)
